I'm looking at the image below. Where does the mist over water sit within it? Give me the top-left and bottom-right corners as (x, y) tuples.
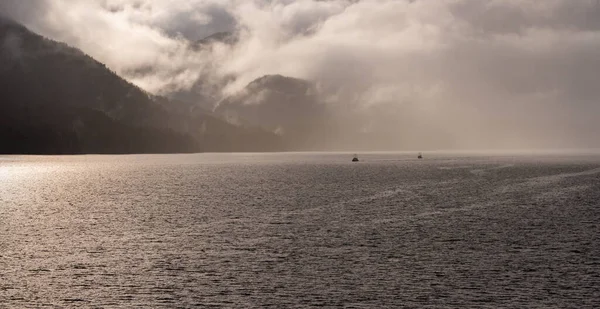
(1, 153), (599, 307)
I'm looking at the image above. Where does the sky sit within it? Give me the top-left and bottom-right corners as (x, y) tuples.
(1, 0), (599, 150)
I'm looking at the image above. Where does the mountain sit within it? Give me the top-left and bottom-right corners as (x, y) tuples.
(0, 18), (282, 154)
(215, 75), (336, 150)
(213, 74), (458, 151)
(169, 31), (239, 110)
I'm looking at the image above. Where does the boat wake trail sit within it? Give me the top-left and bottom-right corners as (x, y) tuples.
(286, 186), (418, 217)
(470, 164), (514, 175)
(285, 165), (600, 225)
(527, 167), (600, 185)
(413, 166), (600, 221)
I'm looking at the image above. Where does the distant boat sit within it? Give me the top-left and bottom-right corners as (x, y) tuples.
(417, 152), (423, 159)
(352, 154), (359, 162)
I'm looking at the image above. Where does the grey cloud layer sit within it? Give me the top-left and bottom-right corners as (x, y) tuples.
(2, 0), (599, 149)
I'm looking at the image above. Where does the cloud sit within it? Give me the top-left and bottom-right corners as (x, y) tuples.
(2, 0), (600, 149)
(1, 0), (239, 94)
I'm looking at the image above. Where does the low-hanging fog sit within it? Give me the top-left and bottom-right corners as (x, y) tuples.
(2, 0), (599, 150)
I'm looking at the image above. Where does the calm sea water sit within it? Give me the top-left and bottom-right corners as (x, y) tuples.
(1, 152), (599, 308)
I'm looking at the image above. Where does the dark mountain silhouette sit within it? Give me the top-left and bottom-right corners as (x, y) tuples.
(215, 75), (336, 150)
(0, 18), (282, 154)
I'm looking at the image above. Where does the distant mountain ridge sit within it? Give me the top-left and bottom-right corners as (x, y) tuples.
(0, 18), (282, 154)
(215, 74), (336, 150)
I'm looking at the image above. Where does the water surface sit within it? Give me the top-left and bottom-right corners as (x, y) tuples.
(1, 152), (599, 308)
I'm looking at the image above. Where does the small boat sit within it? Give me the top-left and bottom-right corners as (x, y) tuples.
(417, 152), (423, 159)
(352, 154), (359, 162)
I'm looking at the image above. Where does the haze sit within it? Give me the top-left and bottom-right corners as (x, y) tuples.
(2, 0), (599, 150)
